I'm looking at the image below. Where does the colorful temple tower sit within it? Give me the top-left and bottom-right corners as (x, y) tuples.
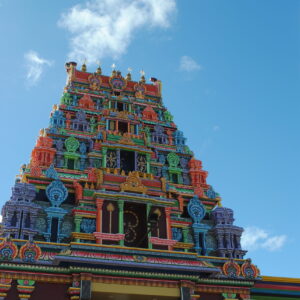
(0, 62), (298, 300)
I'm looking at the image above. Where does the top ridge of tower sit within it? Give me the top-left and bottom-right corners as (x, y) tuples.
(65, 61), (162, 101)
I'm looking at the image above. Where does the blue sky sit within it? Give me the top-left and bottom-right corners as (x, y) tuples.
(0, 0), (299, 277)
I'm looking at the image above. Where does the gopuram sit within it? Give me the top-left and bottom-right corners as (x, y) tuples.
(0, 62), (299, 300)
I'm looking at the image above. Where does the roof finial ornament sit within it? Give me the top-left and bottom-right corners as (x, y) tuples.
(126, 67), (132, 81)
(140, 69), (146, 83)
(111, 63), (116, 76)
(81, 59), (87, 72)
(39, 128), (45, 137)
(96, 60), (102, 75)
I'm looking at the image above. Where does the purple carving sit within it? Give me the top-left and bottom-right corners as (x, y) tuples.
(211, 207), (247, 259)
(1, 182), (40, 240)
(151, 125), (168, 144)
(72, 110), (90, 132)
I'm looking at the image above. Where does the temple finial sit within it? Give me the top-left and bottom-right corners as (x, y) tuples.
(96, 61), (102, 75)
(140, 69), (146, 83)
(126, 67), (132, 81)
(111, 63), (116, 76)
(81, 59), (87, 72)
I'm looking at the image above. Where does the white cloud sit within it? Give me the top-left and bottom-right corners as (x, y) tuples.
(179, 55), (202, 72)
(58, 0), (176, 62)
(24, 51), (53, 85)
(241, 226), (287, 252)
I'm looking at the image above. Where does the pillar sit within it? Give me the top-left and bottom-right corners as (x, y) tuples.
(146, 153), (151, 173)
(117, 149), (121, 169)
(0, 278), (12, 300)
(95, 198), (104, 244)
(57, 218), (63, 242)
(118, 201), (124, 246)
(102, 148), (107, 168)
(222, 293), (237, 300)
(17, 280), (35, 300)
(147, 203), (152, 249)
(74, 216), (82, 243)
(201, 232), (207, 256)
(182, 227), (189, 253)
(165, 207), (172, 250)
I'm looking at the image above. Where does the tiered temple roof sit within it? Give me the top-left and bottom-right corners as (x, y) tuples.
(0, 62), (264, 300)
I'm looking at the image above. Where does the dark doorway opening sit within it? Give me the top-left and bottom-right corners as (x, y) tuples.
(172, 173), (178, 184)
(120, 150), (135, 173)
(18, 211), (24, 238)
(118, 121), (128, 134)
(124, 202), (148, 248)
(117, 102), (124, 111)
(50, 217), (59, 242)
(67, 159), (75, 170)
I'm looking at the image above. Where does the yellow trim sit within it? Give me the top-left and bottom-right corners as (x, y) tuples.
(71, 232), (95, 240)
(173, 242), (193, 249)
(92, 282), (180, 297)
(262, 276), (300, 284)
(95, 191), (175, 206)
(69, 242), (196, 256)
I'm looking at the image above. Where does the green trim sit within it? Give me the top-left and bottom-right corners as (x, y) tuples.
(252, 296), (299, 300)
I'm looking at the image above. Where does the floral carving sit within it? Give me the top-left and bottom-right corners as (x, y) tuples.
(120, 171), (147, 194)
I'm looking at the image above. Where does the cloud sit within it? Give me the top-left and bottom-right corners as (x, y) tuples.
(179, 55), (202, 72)
(58, 0), (176, 62)
(213, 125), (220, 131)
(241, 226), (287, 251)
(24, 51), (53, 85)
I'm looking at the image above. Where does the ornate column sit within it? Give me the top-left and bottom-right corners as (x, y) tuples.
(102, 147), (107, 168)
(166, 129), (173, 145)
(147, 203), (152, 249)
(57, 218), (63, 242)
(182, 227), (189, 253)
(217, 233), (224, 249)
(74, 216), (82, 243)
(180, 281), (196, 300)
(234, 234), (241, 249)
(222, 293), (237, 300)
(239, 293), (251, 300)
(165, 207), (172, 250)
(17, 280), (35, 300)
(146, 153), (151, 173)
(0, 278), (12, 300)
(45, 216), (52, 242)
(68, 280), (80, 300)
(95, 198), (104, 244)
(201, 232), (207, 256)
(118, 200), (124, 246)
(117, 149), (121, 169)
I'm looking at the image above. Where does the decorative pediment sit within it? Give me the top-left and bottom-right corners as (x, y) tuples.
(120, 171), (147, 194)
(119, 135), (135, 145)
(134, 82), (146, 98)
(88, 74), (102, 90)
(109, 72), (127, 91)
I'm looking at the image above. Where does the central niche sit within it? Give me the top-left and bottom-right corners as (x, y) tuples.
(120, 150), (135, 173)
(118, 121), (128, 134)
(124, 202), (147, 248)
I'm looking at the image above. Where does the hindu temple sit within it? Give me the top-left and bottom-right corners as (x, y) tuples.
(0, 62), (299, 300)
